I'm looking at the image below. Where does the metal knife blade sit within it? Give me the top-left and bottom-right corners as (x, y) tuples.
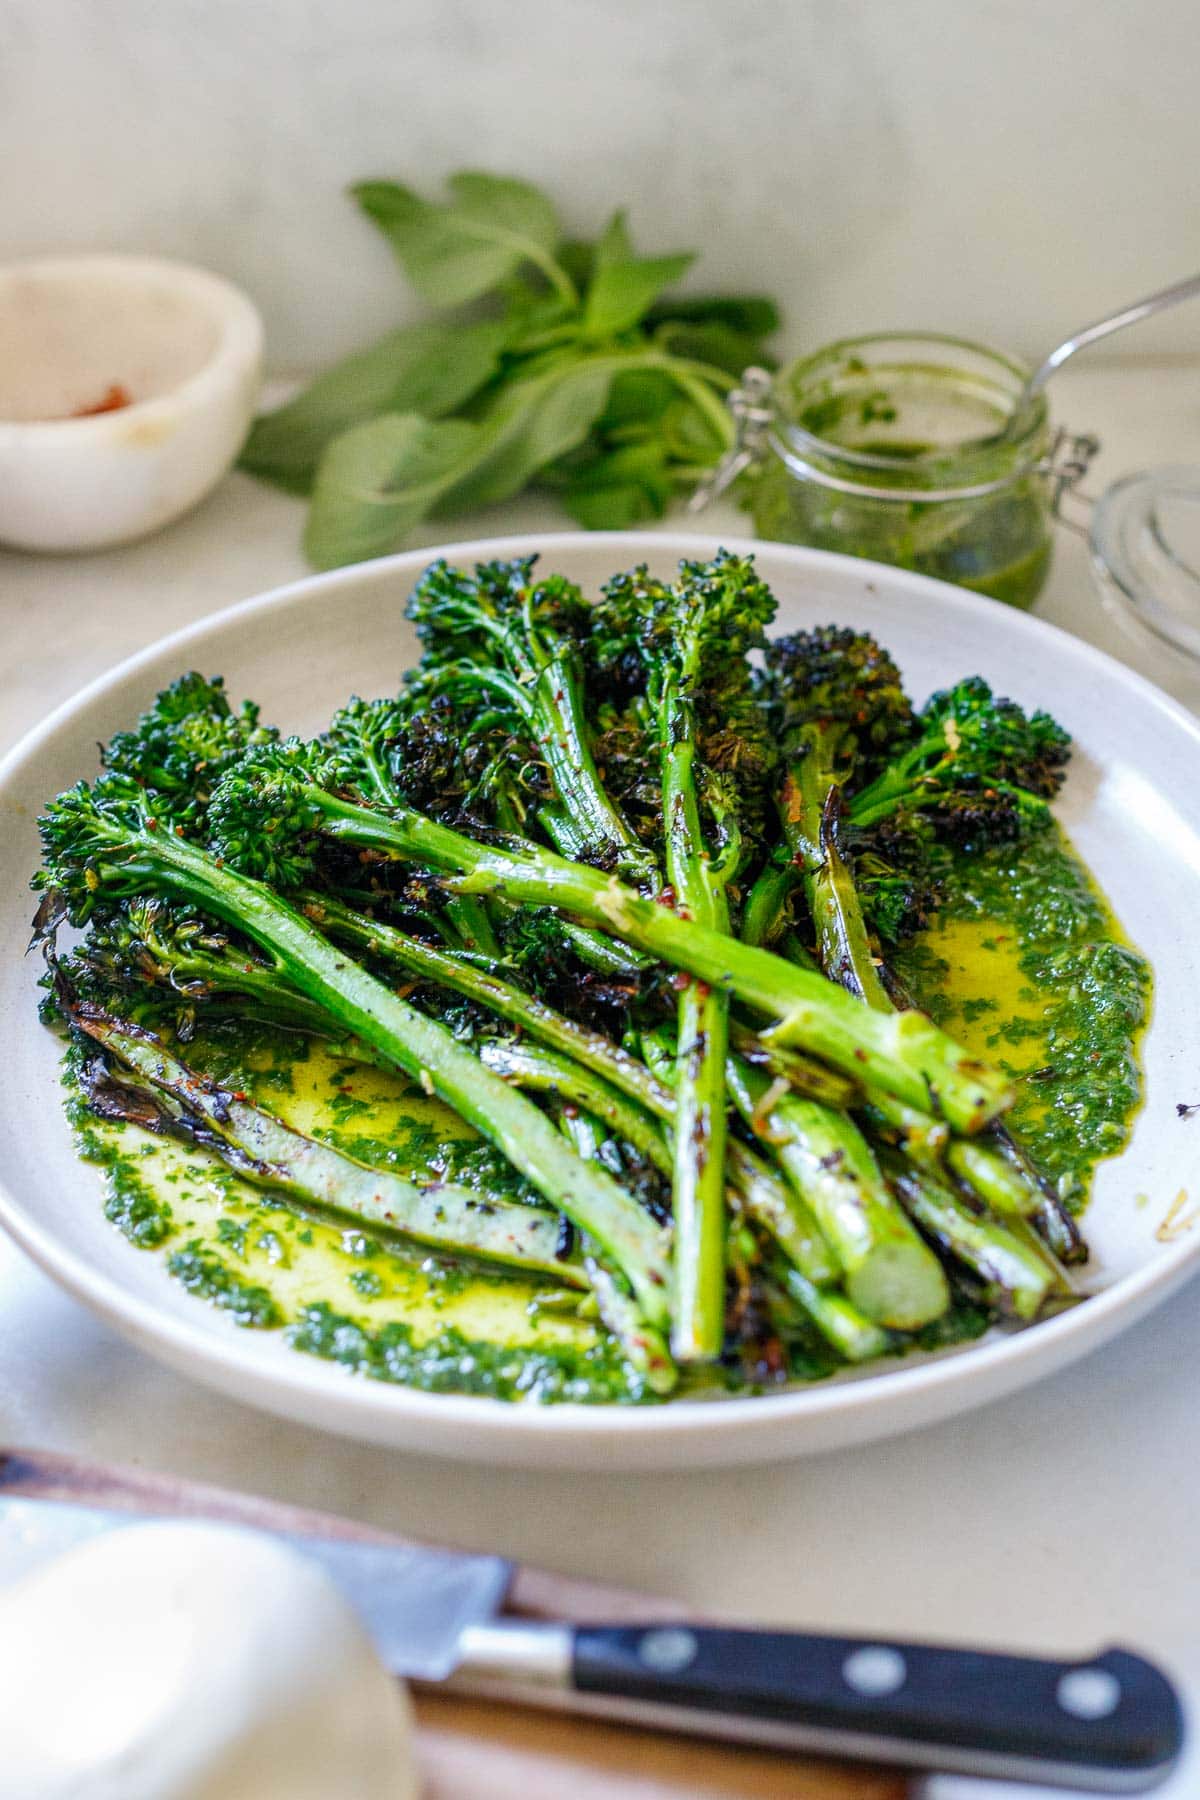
(0, 1495), (513, 1681)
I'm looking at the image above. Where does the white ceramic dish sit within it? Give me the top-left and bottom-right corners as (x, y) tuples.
(1, 534), (1197, 1471)
(0, 255), (262, 552)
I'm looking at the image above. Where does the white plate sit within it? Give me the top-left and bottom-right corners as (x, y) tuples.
(1, 533), (1198, 1471)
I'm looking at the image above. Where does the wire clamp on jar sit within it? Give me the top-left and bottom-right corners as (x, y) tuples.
(1042, 427), (1101, 533)
(688, 366), (774, 512)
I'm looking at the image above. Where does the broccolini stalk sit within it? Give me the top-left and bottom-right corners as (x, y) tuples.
(324, 689), (504, 958)
(725, 1017), (858, 1110)
(37, 777), (672, 1329)
(556, 1110), (677, 1394)
(740, 850), (802, 951)
(640, 1024), (839, 1288)
(881, 1153), (1059, 1322)
(478, 1038), (671, 1176)
(207, 741), (1013, 1134)
(766, 1257), (892, 1365)
(62, 984), (589, 1285)
(763, 626), (914, 1008)
(944, 1140), (1080, 1284)
(725, 1057), (950, 1330)
(404, 558), (657, 885)
(306, 891), (673, 1118)
(725, 1144), (840, 1289)
(590, 555), (776, 1358)
(330, 691), (648, 981)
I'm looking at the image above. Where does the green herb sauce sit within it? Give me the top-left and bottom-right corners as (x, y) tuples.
(893, 822), (1151, 1205)
(746, 368), (1054, 610)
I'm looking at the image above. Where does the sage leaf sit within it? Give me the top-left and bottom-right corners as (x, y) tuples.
(305, 414), (480, 568)
(651, 317), (779, 378)
(594, 210), (636, 268)
(561, 440), (674, 529)
(239, 320), (507, 495)
(643, 294), (781, 336)
(305, 359), (615, 567)
(353, 171), (570, 306)
(583, 251), (694, 339)
(438, 360), (616, 511)
(582, 213), (693, 338)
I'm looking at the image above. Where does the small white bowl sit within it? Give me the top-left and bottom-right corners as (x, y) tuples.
(0, 254), (263, 552)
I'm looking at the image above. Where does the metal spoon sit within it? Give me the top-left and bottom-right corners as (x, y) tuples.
(1009, 269), (1200, 430)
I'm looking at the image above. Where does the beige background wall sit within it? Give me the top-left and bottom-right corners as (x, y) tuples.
(2, 0), (1197, 370)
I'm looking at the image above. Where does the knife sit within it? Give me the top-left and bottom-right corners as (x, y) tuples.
(0, 1493), (1181, 1792)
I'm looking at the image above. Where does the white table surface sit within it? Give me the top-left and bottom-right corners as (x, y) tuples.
(2, 359), (1197, 1799)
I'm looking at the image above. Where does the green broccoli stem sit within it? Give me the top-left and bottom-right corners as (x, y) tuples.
(533, 651), (659, 887)
(70, 1005), (590, 1285)
(580, 1248), (678, 1397)
(319, 895), (850, 1124)
(725, 1140), (841, 1288)
(556, 1110), (677, 1395)
(441, 894), (502, 960)
(553, 916), (653, 980)
(812, 813), (894, 1011)
(971, 1125), (1087, 1265)
(844, 736), (953, 828)
(302, 792), (1012, 1133)
(726, 1018), (858, 1109)
(882, 1154), (1059, 1321)
(478, 1038), (671, 1176)
(944, 1141), (1078, 1292)
(668, 976), (729, 1359)
(88, 824), (672, 1326)
(637, 1024), (840, 1289)
(322, 703), (503, 961)
(740, 852), (800, 950)
(864, 1093), (1076, 1291)
(165, 899), (835, 1291)
(947, 1138), (1050, 1218)
(725, 1057), (950, 1330)
(480, 773), (652, 979)
(767, 1256), (892, 1364)
(415, 651), (657, 888)
(860, 1094), (953, 1164)
(658, 666), (731, 1363)
(848, 768), (1048, 834)
(777, 751), (892, 1011)
(308, 892), (678, 1117)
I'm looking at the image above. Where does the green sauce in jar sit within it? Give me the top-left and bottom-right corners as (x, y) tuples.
(744, 335), (1057, 611)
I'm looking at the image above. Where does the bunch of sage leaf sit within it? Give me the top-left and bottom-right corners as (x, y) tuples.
(239, 171), (779, 568)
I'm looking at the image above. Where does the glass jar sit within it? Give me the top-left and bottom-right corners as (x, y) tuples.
(731, 333), (1086, 610)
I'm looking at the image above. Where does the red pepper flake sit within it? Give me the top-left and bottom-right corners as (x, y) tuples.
(71, 383), (132, 417)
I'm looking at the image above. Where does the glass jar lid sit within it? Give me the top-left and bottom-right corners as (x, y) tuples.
(1089, 466), (1200, 663)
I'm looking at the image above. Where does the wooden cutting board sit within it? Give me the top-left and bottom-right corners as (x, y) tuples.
(0, 1448), (909, 1799)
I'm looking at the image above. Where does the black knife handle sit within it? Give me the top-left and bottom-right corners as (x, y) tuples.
(571, 1626), (1183, 1789)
